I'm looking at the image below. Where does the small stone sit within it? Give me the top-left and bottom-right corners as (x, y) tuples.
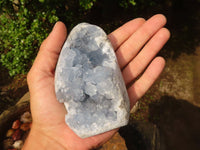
(12, 120), (21, 129)
(6, 129), (15, 137)
(20, 123), (31, 131)
(12, 129), (22, 141)
(13, 140), (23, 149)
(3, 138), (14, 149)
(20, 111), (32, 123)
(55, 23), (130, 138)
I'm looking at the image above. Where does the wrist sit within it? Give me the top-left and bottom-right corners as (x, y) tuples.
(22, 125), (66, 150)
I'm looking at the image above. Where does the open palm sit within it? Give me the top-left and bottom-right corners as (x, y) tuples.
(23, 14), (170, 150)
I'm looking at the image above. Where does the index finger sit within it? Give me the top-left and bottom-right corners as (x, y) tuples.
(108, 18), (145, 50)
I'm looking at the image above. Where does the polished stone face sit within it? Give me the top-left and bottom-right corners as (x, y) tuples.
(55, 23), (130, 138)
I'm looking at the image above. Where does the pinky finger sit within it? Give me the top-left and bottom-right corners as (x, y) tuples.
(127, 57), (165, 108)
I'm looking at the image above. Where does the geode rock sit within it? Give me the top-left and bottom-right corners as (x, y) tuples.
(55, 23), (130, 138)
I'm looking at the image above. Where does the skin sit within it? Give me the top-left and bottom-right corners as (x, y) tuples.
(23, 14), (170, 150)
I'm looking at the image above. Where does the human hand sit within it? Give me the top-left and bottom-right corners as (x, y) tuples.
(23, 14), (170, 150)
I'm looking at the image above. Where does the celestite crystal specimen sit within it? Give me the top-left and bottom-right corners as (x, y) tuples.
(55, 23), (130, 138)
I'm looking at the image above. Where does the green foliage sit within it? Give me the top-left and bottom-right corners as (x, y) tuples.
(38, 0), (45, 3)
(79, 0), (96, 10)
(78, 0), (137, 10)
(119, 0), (136, 8)
(0, 0), (59, 76)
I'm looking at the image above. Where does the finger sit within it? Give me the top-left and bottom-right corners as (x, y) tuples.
(30, 21), (67, 76)
(108, 18), (145, 50)
(127, 57), (165, 108)
(116, 14), (167, 68)
(123, 28), (170, 84)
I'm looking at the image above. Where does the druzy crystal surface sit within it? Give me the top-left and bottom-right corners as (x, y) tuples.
(55, 23), (130, 138)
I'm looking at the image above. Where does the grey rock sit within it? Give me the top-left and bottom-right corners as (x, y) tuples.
(55, 23), (130, 138)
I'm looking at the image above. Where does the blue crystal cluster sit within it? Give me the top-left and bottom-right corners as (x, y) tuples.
(55, 23), (130, 138)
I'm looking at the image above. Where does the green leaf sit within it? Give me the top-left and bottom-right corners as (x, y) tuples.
(129, 0), (136, 6)
(38, 0), (45, 3)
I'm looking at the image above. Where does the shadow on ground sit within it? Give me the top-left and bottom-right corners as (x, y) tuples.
(119, 96), (200, 150)
(119, 121), (160, 150)
(149, 96), (200, 150)
(119, 124), (147, 150)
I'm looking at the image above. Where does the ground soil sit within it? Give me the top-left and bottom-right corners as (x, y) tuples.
(0, 68), (28, 114)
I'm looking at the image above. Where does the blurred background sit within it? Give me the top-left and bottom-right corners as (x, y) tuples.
(0, 0), (200, 149)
